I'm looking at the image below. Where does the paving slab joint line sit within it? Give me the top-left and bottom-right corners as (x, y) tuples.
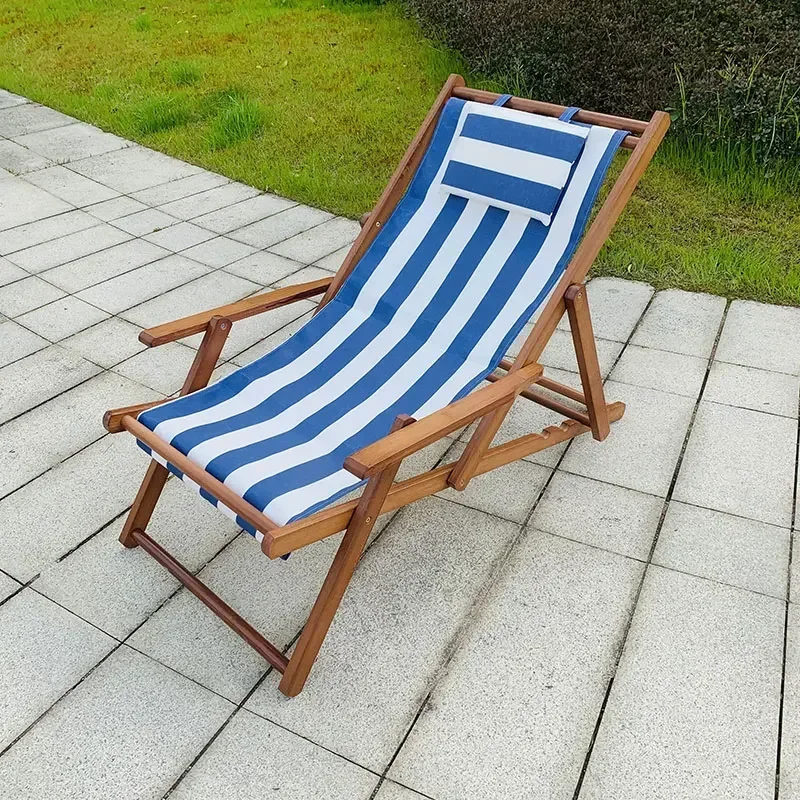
(10, 247), (221, 326)
(569, 298), (733, 800)
(367, 453), (565, 798)
(0, 525), (244, 761)
(160, 601), (337, 797)
(367, 289), (661, 797)
(371, 316), (654, 789)
(0, 580), (25, 609)
(260, 213), (345, 254)
(0, 425), (126, 504)
(0, 166), (233, 249)
(772, 377), (800, 799)
(0, 369), (108, 450)
(48, 152), (230, 211)
(0, 289), (332, 548)
(165, 435), (463, 798)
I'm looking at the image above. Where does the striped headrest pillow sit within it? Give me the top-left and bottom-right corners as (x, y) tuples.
(440, 105), (589, 226)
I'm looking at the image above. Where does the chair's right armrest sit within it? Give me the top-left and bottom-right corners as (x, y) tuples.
(139, 277), (332, 347)
(344, 362), (543, 479)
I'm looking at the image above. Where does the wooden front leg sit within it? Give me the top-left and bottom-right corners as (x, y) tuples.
(565, 284), (610, 441)
(279, 415), (415, 697)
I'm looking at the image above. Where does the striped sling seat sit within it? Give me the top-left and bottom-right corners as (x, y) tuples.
(136, 97), (627, 534)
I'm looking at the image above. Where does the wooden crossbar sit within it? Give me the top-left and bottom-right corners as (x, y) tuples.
(123, 415), (279, 536)
(132, 528), (289, 672)
(484, 371), (592, 427)
(451, 86), (645, 146)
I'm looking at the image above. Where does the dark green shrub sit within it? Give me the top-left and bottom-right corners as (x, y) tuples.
(404, 0), (800, 160)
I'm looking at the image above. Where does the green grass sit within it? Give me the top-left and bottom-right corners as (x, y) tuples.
(207, 94), (268, 150)
(168, 60), (203, 87)
(0, 0), (798, 305)
(596, 141), (800, 304)
(133, 96), (191, 134)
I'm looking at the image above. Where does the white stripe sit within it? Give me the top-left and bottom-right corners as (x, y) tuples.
(448, 136), (573, 188)
(270, 470), (360, 526)
(229, 210), (530, 511)
(442, 187), (553, 227)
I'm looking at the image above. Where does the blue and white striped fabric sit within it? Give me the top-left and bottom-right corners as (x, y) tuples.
(137, 98), (626, 540)
(441, 106), (589, 225)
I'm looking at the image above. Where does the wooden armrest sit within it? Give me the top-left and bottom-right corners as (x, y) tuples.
(103, 399), (170, 433)
(344, 362), (543, 479)
(139, 277), (332, 346)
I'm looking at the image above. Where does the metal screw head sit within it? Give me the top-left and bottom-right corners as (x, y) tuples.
(365, 515), (372, 523)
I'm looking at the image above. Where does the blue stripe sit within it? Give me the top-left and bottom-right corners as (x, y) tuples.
(139, 301), (348, 430)
(139, 98), (469, 435)
(460, 113), (585, 162)
(254, 213), (549, 513)
(443, 161), (562, 217)
(559, 106), (581, 122)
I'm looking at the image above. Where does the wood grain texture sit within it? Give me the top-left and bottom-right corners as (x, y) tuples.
(565, 284), (610, 439)
(262, 401), (626, 559)
(133, 528), (288, 672)
(122, 415), (279, 536)
(485, 371), (591, 427)
(514, 109), (670, 373)
(104, 399), (168, 433)
(108, 79), (661, 694)
(118, 315), (233, 547)
(119, 460), (169, 548)
(179, 316), (232, 394)
(451, 85), (647, 144)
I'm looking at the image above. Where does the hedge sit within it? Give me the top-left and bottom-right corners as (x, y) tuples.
(404, 0), (800, 161)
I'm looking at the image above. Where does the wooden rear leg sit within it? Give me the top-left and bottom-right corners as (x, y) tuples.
(279, 416), (414, 697)
(565, 284), (611, 441)
(118, 316), (232, 548)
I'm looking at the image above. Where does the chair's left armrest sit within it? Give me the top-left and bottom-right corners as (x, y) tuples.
(344, 362), (543, 479)
(139, 277), (333, 347)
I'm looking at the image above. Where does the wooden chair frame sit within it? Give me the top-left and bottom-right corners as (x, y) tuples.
(104, 75), (670, 696)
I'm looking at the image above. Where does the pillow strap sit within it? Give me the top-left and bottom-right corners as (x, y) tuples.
(493, 94), (513, 107)
(559, 106), (581, 122)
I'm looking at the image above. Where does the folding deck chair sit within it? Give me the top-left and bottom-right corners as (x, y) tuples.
(104, 75), (669, 696)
